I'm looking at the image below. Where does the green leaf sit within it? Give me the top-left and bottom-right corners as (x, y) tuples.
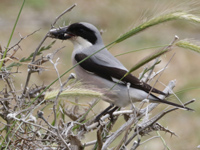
(39, 40), (56, 53)
(0, 0), (26, 71)
(4, 40), (56, 70)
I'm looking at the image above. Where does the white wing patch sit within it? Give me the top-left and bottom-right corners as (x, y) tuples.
(111, 77), (125, 84)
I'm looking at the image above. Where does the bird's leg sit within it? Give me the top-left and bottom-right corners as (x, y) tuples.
(94, 104), (115, 122)
(107, 106), (120, 122)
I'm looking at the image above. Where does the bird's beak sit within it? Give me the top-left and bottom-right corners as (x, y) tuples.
(48, 26), (73, 40)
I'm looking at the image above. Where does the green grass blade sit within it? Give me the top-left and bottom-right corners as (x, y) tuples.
(127, 48), (169, 74)
(115, 11), (200, 44)
(0, 0), (26, 71)
(176, 40), (200, 54)
(115, 44), (169, 57)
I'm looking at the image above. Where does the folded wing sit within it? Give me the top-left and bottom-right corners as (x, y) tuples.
(75, 53), (166, 96)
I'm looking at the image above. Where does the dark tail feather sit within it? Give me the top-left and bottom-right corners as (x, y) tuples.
(155, 99), (193, 111)
(149, 92), (193, 111)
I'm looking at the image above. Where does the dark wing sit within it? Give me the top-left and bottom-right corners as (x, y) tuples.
(75, 53), (166, 96)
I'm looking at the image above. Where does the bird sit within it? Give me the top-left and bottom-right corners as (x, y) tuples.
(48, 22), (192, 111)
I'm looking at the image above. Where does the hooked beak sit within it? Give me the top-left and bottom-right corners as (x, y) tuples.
(48, 26), (73, 40)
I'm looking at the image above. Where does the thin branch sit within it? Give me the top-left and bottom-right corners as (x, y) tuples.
(101, 114), (136, 150)
(21, 35), (48, 97)
(37, 111), (56, 129)
(124, 99), (195, 146)
(147, 36), (178, 99)
(84, 140), (97, 147)
(145, 35), (179, 83)
(52, 4), (77, 27)
(21, 4), (76, 98)
(52, 73), (76, 128)
(130, 138), (141, 150)
(7, 113), (57, 136)
(8, 29), (40, 52)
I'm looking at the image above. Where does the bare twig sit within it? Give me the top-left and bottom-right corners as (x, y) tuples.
(101, 114), (136, 150)
(8, 29), (40, 52)
(52, 73), (76, 128)
(124, 99), (195, 146)
(130, 138), (141, 150)
(97, 126), (103, 150)
(37, 111), (71, 148)
(37, 111), (56, 129)
(7, 112), (57, 136)
(21, 4), (76, 98)
(51, 4), (77, 27)
(145, 35), (179, 83)
(147, 36), (179, 99)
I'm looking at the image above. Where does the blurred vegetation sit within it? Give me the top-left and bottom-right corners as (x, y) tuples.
(0, 0), (200, 149)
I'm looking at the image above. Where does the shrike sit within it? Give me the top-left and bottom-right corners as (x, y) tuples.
(49, 22), (192, 111)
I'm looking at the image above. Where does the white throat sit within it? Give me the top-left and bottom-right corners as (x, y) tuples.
(71, 36), (93, 50)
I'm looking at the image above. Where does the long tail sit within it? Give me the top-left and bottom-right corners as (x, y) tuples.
(149, 93), (193, 111)
(153, 98), (193, 111)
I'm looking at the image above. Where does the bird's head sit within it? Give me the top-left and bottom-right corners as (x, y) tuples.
(49, 22), (103, 49)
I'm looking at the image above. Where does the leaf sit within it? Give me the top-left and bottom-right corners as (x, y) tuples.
(39, 40), (56, 53)
(5, 40), (56, 70)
